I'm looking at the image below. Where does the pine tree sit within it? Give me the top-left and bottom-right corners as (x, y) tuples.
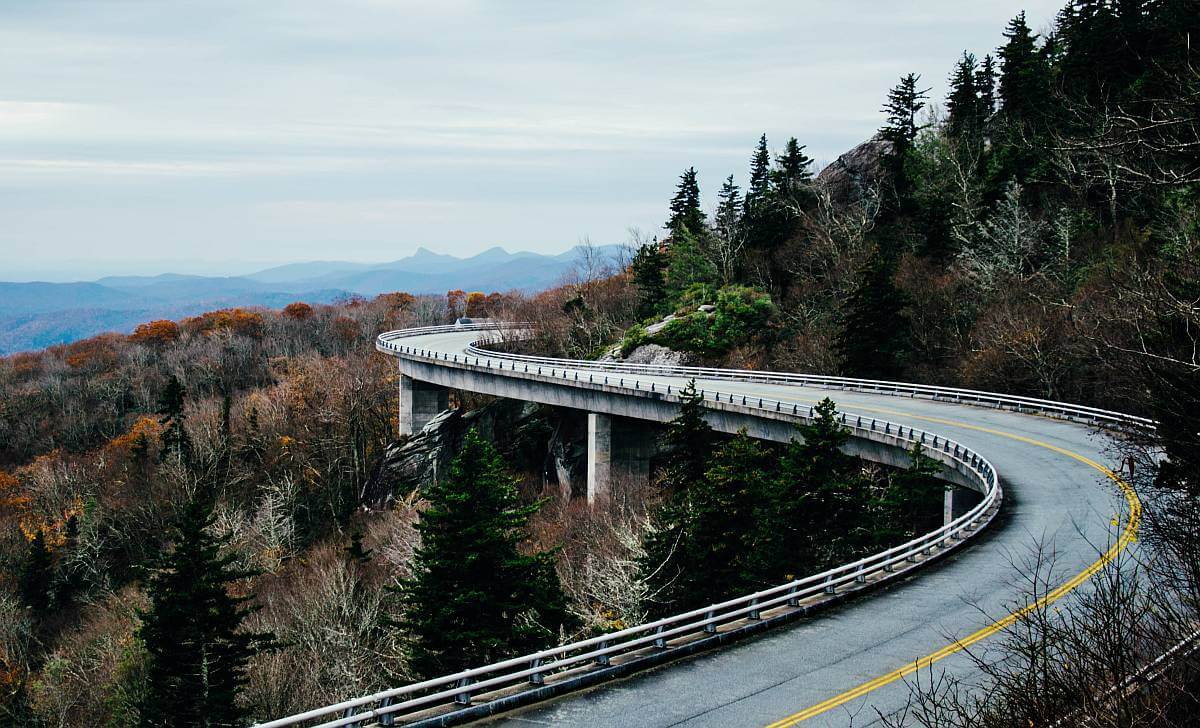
(139, 492), (270, 727)
(157, 375), (192, 467)
(659, 380), (717, 494)
(665, 227), (717, 297)
(879, 73), (930, 215)
(998, 12), (1048, 127)
(834, 249), (911, 380)
(877, 443), (945, 544)
(946, 52), (980, 138)
(771, 137), (815, 199)
(744, 134), (772, 214)
(713, 174), (742, 243)
(630, 242), (668, 319)
(18, 528), (53, 616)
(976, 54), (997, 124)
(394, 429), (573, 678)
(666, 167), (705, 234)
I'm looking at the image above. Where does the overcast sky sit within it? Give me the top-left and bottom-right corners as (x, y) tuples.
(1, 0), (1063, 282)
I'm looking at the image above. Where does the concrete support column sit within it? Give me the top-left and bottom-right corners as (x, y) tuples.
(943, 484), (975, 526)
(587, 413), (612, 505)
(398, 373), (449, 437)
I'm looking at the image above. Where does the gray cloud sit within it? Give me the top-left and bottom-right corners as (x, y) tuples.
(0, 0), (1063, 281)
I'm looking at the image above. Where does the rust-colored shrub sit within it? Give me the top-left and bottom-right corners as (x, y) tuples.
(331, 316), (361, 344)
(283, 302), (314, 321)
(182, 308), (265, 339)
(129, 319), (180, 347)
(465, 291), (487, 317)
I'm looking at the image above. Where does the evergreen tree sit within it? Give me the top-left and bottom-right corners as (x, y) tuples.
(643, 429), (766, 614)
(878, 443), (946, 543)
(769, 398), (870, 574)
(771, 137), (815, 199)
(665, 227), (718, 297)
(713, 174), (743, 243)
(157, 375), (192, 467)
(997, 12), (1048, 127)
(879, 73), (930, 215)
(666, 167), (706, 234)
(977, 53), (997, 124)
(834, 249), (912, 380)
(139, 492), (270, 727)
(630, 242), (668, 319)
(18, 528), (53, 616)
(744, 134), (772, 214)
(394, 429), (573, 678)
(659, 380), (717, 494)
(946, 52), (981, 138)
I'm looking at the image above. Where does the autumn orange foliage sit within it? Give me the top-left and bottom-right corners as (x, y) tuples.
(465, 291), (487, 317)
(106, 416), (164, 455)
(182, 308), (265, 338)
(61, 334), (123, 370)
(283, 302), (315, 320)
(129, 319), (181, 346)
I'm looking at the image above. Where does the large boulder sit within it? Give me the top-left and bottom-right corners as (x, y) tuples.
(816, 136), (893, 207)
(623, 343), (692, 367)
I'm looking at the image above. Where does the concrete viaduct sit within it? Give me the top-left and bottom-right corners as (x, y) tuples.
(255, 323), (1144, 728)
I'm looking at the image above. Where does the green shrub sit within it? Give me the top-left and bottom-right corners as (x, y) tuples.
(654, 285), (774, 357)
(619, 324), (648, 357)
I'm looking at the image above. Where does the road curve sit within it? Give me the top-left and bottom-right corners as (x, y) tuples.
(384, 328), (1137, 728)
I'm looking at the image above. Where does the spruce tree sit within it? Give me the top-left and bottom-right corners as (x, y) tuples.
(744, 134), (772, 215)
(18, 528), (53, 616)
(771, 138), (815, 198)
(713, 174), (742, 244)
(659, 380), (717, 494)
(834, 249), (911, 380)
(879, 73), (930, 215)
(666, 167), (705, 234)
(630, 242), (668, 319)
(139, 492), (270, 727)
(997, 12), (1048, 127)
(877, 443), (946, 543)
(395, 429), (573, 678)
(976, 54), (997, 126)
(946, 52), (980, 138)
(157, 375), (192, 467)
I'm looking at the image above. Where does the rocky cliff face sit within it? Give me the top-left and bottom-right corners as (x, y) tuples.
(362, 399), (589, 507)
(815, 135), (892, 207)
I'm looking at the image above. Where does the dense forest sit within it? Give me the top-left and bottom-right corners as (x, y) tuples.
(2, 0), (1199, 725)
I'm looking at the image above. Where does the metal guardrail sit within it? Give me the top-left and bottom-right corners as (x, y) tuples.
(252, 323), (1139, 728)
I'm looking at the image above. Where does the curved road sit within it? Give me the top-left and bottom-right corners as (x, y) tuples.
(391, 329), (1137, 728)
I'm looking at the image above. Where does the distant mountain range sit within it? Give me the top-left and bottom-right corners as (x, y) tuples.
(0, 245), (623, 355)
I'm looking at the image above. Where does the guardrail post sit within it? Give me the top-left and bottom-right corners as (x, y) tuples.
(340, 707), (363, 728)
(748, 598), (761, 620)
(455, 678), (473, 705)
(704, 610), (717, 633)
(595, 641), (610, 666)
(786, 585), (801, 607)
(654, 625), (666, 648)
(377, 697), (396, 726)
(855, 570), (867, 584)
(824, 576), (836, 595)
(529, 658), (545, 686)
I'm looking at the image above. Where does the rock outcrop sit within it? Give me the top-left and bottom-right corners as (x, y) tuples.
(816, 135), (892, 207)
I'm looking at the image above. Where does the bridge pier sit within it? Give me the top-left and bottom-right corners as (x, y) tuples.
(398, 373), (449, 437)
(587, 413), (612, 505)
(943, 484), (978, 526)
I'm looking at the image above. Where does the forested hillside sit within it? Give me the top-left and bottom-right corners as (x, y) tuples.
(2, 1), (1198, 725)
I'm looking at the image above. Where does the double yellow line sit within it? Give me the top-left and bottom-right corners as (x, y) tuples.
(764, 412), (1142, 727)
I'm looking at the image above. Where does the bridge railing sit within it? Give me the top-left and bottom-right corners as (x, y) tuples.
(255, 324), (1137, 727)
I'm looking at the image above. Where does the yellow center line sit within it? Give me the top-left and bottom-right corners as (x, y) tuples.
(762, 407), (1142, 727)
